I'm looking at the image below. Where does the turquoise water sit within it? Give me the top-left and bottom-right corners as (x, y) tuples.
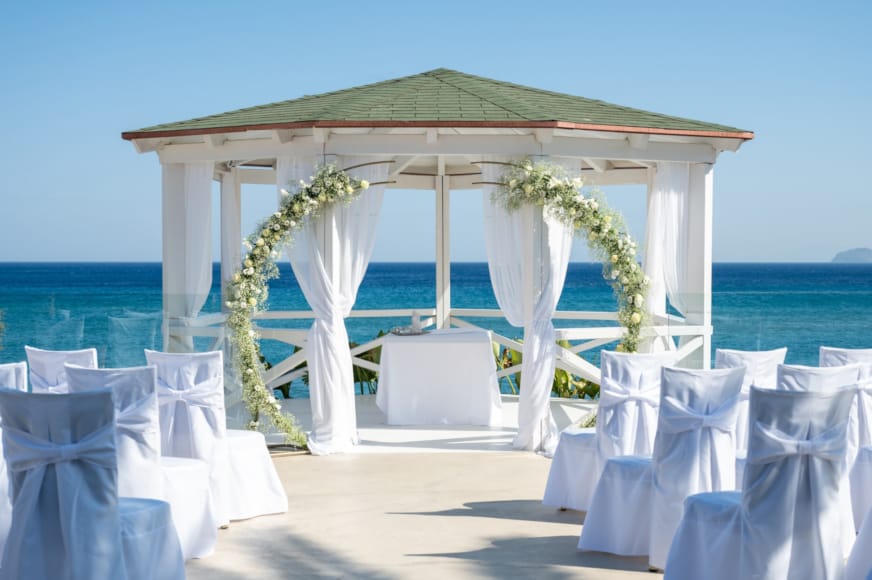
(2, 262), (872, 396)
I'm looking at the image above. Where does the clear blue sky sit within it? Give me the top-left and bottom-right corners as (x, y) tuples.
(1, 0), (870, 263)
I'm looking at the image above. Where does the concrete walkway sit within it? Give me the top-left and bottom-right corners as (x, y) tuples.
(187, 396), (655, 579)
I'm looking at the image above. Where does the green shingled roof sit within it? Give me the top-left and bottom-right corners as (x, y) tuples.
(123, 68), (751, 139)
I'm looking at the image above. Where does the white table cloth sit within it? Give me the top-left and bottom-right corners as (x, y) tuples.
(376, 328), (502, 426)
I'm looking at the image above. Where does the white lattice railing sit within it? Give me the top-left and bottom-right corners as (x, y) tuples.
(168, 308), (711, 392)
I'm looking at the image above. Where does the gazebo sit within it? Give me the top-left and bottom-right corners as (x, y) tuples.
(122, 68), (753, 455)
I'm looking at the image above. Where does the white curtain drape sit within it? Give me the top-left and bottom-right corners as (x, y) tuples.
(162, 161), (214, 351)
(642, 162), (691, 351)
(481, 157), (574, 455)
(282, 155), (387, 455)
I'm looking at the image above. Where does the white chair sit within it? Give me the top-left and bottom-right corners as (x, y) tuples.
(664, 386), (855, 580)
(714, 347), (786, 453)
(820, 346), (872, 530)
(65, 363), (217, 560)
(542, 350), (676, 512)
(65, 364), (164, 498)
(145, 349), (287, 522)
(24, 345), (97, 393)
(0, 388), (185, 579)
(0, 363), (28, 560)
(578, 366), (744, 571)
(146, 350), (230, 527)
(777, 362), (861, 553)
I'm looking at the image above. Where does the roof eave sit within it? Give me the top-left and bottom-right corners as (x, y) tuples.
(121, 120), (754, 143)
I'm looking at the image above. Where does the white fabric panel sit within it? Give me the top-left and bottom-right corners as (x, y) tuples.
(0, 362), (26, 391)
(481, 157), (573, 454)
(65, 364), (164, 500)
(648, 366), (744, 569)
(226, 429), (288, 521)
(852, 446), (872, 531)
(0, 389), (125, 578)
(847, 504), (872, 580)
(146, 349), (230, 527)
(160, 455), (216, 559)
(714, 347), (787, 453)
(663, 387), (855, 580)
(119, 497), (185, 579)
(25, 346), (97, 393)
(0, 364), (27, 560)
(161, 162), (214, 315)
(553, 350), (676, 512)
(376, 328), (501, 426)
(541, 426), (596, 510)
(643, 162), (691, 319)
(578, 455), (653, 555)
(285, 155), (387, 455)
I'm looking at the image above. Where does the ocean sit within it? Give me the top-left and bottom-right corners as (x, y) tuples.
(2, 262), (871, 397)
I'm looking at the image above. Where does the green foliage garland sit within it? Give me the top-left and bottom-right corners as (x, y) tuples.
(493, 159), (649, 352)
(226, 164), (370, 446)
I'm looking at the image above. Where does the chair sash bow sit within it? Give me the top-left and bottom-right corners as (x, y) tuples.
(658, 395), (739, 435)
(599, 376), (660, 410)
(748, 421), (848, 466)
(4, 423), (116, 473)
(156, 376), (223, 410)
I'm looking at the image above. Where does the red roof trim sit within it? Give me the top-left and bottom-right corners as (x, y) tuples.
(122, 120), (754, 142)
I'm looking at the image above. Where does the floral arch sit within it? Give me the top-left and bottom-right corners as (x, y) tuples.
(228, 160), (647, 444)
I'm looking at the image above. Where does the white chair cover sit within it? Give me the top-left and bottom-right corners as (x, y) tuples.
(64, 362), (215, 560)
(25, 345), (98, 394)
(146, 349), (230, 527)
(820, 346), (872, 530)
(714, 347), (786, 452)
(543, 350), (676, 512)
(0, 364), (27, 561)
(777, 362), (860, 552)
(648, 366), (744, 569)
(0, 388), (124, 578)
(226, 429), (288, 520)
(119, 497), (185, 580)
(65, 364), (164, 499)
(664, 386), (855, 580)
(578, 366), (743, 565)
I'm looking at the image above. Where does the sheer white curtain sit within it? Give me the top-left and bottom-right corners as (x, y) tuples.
(281, 155), (387, 455)
(481, 156), (574, 454)
(162, 161), (214, 351)
(642, 162), (691, 350)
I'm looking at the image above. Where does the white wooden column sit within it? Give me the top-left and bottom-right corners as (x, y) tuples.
(682, 163), (714, 368)
(435, 162), (451, 329)
(160, 161), (214, 352)
(220, 167), (241, 310)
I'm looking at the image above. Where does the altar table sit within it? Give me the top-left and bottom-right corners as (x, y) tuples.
(376, 328), (502, 426)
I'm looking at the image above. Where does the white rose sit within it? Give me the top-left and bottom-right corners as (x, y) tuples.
(630, 312), (642, 324)
(360, 180), (370, 189)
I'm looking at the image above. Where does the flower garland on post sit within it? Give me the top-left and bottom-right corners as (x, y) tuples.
(225, 164), (370, 446)
(491, 160), (648, 352)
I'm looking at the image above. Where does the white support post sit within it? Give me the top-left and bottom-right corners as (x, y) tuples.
(220, 168), (242, 311)
(683, 163), (714, 368)
(435, 162), (451, 329)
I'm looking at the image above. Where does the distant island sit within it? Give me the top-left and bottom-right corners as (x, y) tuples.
(832, 248), (872, 263)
